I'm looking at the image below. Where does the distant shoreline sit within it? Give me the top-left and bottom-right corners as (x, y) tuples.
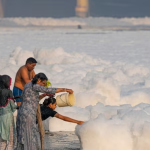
(1, 26), (150, 31)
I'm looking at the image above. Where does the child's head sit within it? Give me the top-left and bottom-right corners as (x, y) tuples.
(43, 97), (57, 110)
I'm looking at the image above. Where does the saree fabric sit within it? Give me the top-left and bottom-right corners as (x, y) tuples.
(0, 99), (17, 141)
(16, 82), (57, 150)
(0, 75), (17, 150)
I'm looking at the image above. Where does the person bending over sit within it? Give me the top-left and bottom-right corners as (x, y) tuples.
(40, 97), (84, 125)
(16, 72), (74, 150)
(13, 57), (37, 106)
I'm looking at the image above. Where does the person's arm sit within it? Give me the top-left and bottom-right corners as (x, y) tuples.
(9, 99), (18, 111)
(33, 84), (73, 94)
(20, 68), (32, 83)
(32, 70), (36, 78)
(33, 84), (57, 94)
(56, 88), (73, 94)
(54, 113), (84, 125)
(39, 93), (48, 100)
(8, 90), (18, 111)
(8, 90), (14, 98)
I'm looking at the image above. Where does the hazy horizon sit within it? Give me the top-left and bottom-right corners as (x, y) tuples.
(2, 0), (150, 18)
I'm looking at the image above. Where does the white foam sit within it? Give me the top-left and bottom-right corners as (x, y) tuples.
(76, 103), (150, 150)
(76, 117), (133, 150)
(1, 17), (150, 27)
(9, 47), (34, 66)
(121, 17), (150, 25)
(1, 27), (150, 149)
(0, 17), (86, 27)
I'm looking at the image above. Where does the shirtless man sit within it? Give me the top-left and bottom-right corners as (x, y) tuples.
(13, 57), (37, 106)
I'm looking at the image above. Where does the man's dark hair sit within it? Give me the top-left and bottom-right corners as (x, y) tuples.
(26, 57), (37, 64)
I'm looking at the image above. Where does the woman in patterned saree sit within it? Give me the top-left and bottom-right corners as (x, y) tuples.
(16, 72), (73, 150)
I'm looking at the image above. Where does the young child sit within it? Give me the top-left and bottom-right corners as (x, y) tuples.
(40, 97), (84, 125)
(0, 75), (17, 150)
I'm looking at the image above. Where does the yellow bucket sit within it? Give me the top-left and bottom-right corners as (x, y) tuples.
(56, 93), (75, 107)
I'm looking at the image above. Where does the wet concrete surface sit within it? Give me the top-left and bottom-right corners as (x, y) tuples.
(45, 131), (80, 150)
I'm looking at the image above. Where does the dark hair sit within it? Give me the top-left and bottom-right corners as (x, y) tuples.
(0, 75), (11, 89)
(43, 97), (56, 106)
(32, 73), (48, 85)
(26, 57), (37, 64)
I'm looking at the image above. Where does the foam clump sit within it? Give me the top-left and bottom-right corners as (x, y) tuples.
(76, 103), (150, 150)
(9, 47), (34, 66)
(121, 17), (150, 25)
(76, 117), (132, 150)
(1, 17), (150, 28)
(4, 17), (86, 27)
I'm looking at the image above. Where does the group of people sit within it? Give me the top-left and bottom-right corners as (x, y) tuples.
(0, 57), (84, 150)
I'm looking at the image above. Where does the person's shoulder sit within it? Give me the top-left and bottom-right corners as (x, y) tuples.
(48, 107), (56, 113)
(24, 82), (32, 88)
(20, 66), (27, 71)
(40, 105), (48, 111)
(41, 105), (49, 109)
(2, 88), (12, 95)
(17, 66), (26, 74)
(40, 104), (45, 109)
(2, 88), (11, 92)
(27, 82), (32, 86)
(17, 65), (25, 70)
(33, 83), (41, 88)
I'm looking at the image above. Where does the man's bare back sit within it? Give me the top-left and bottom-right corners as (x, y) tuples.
(14, 65), (35, 90)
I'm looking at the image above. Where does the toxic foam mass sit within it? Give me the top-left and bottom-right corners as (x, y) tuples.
(6, 48), (150, 150)
(1, 25), (150, 149)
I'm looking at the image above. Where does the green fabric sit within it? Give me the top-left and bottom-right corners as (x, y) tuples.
(0, 99), (17, 141)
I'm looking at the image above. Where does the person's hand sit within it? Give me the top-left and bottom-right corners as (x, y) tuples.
(42, 93), (47, 97)
(39, 93), (47, 99)
(39, 93), (54, 100)
(77, 121), (84, 125)
(66, 89), (73, 94)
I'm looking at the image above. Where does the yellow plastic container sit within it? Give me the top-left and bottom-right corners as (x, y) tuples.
(56, 93), (75, 107)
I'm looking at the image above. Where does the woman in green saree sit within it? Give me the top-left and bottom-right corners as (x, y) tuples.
(0, 75), (17, 150)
